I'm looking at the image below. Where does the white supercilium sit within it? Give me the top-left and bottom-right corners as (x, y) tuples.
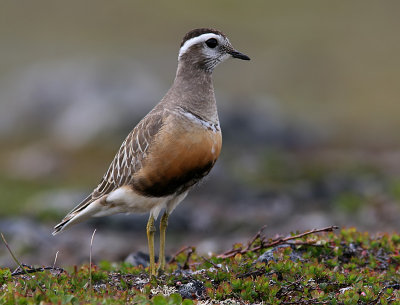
(178, 33), (223, 59)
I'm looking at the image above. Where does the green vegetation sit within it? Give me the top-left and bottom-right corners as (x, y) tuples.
(1, 227), (400, 304)
(0, 175), (53, 216)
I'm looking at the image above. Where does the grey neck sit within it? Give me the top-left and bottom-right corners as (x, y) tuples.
(162, 60), (219, 123)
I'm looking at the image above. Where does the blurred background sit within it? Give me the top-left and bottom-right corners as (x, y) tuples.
(1, 0), (400, 267)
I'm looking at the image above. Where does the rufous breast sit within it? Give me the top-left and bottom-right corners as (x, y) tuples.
(132, 114), (222, 197)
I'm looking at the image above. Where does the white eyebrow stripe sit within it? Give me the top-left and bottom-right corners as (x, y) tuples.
(178, 33), (221, 59)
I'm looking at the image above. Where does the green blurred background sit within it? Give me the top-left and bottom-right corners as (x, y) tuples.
(1, 1), (400, 267)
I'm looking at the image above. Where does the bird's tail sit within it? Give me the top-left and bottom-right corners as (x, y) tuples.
(52, 217), (74, 235)
(52, 195), (104, 235)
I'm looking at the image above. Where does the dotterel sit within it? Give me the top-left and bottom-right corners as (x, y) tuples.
(53, 28), (250, 276)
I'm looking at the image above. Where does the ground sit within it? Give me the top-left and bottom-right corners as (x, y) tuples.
(1, 227), (400, 304)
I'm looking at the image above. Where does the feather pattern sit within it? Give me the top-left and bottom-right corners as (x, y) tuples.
(94, 113), (163, 199)
(53, 112), (164, 232)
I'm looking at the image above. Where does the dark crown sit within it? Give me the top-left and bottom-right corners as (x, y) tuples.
(180, 28), (226, 47)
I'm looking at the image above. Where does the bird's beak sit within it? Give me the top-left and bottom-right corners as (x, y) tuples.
(229, 50), (250, 60)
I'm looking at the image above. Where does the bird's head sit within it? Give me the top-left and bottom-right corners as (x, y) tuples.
(178, 28), (250, 73)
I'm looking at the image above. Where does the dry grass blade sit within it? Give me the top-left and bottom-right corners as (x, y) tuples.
(1, 233), (26, 273)
(53, 251), (59, 269)
(1, 233), (45, 294)
(89, 228), (97, 294)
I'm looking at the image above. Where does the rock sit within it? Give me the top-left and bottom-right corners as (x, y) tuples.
(125, 251), (151, 267)
(177, 279), (206, 300)
(257, 248), (276, 263)
(256, 245), (304, 263)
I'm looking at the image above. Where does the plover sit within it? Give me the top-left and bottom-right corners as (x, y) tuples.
(53, 28), (250, 276)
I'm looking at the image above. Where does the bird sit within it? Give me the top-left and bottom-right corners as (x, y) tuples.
(53, 28), (250, 276)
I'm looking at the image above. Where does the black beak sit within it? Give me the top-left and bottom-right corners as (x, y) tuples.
(229, 50), (250, 60)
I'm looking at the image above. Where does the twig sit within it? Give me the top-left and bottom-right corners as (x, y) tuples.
(281, 300), (332, 305)
(265, 226), (339, 248)
(246, 224), (267, 250)
(218, 226), (339, 258)
(168, 246), (194, 264)
(284, 276), (305, 290)
(219, 225), (267, 258)
(201, 256), (222, 269)
(276, 276), (306, 298)
(12, 264), (65, 276)
(284, 241), (332, 248)
(368, 283), (400, 304)
(1, 233), (45, 294)
(237, 267), (266, 278)
(182, 247), (194, 269)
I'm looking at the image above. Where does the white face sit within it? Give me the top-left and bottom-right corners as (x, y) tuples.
(178, 33), (230, 61)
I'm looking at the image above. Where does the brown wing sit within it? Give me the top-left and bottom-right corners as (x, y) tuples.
(63, 112), (164, 216)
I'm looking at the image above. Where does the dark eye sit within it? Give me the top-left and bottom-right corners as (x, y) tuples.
(205, 38), (218, 48)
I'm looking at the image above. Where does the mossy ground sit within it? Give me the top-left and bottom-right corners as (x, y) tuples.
(1, 227), (400, 304)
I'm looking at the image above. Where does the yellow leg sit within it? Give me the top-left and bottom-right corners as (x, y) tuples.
(158, 212), (169, 273)
(146, 215), (156, 276)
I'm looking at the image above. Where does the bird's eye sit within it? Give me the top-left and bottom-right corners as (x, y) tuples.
(205, 38), (218, 48)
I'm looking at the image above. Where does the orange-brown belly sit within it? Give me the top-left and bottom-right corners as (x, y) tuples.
(132, 124), (222, 197)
